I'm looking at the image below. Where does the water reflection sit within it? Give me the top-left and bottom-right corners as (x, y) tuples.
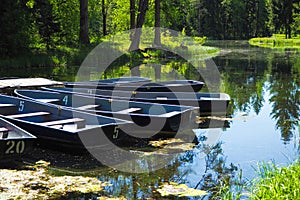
(2, 42), (298, 141)
(212, 44), (299, 142)
(1, 41), (299, 198)
(269, 67), (299, 142)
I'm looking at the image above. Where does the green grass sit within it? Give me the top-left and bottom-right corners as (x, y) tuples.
(250, 161), (300, 199)
(102, 30), (219, 60)
(0, 44), (94, 68)
(249, 34), (300, 49)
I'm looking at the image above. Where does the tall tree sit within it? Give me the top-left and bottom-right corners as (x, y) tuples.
(34, 0), (60, 49)
(129, 0), (149, 50)
(102, 0), (107, 36)
(79, 0), (90, 44)
(0, 0), (32, 57)
(271, 0), (295, 38)
(130, 0), (136, 30)
(153, 0), (161, 46)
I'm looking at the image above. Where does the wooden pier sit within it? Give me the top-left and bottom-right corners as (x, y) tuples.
(0, 78), (62, 89)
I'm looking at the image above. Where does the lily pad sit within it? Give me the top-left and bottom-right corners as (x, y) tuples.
(149, 138), (185, 147)
(157, 182), (207, 197)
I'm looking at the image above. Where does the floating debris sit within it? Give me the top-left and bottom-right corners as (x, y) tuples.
(0, 160), (115, 199)
(157, 182), (207, 197)
(131, 142), (195, 157)
(196, 115), (254, 123)
(149, 138), (185, 147)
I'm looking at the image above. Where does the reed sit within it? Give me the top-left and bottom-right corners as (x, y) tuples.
(250, 161), (300, 199)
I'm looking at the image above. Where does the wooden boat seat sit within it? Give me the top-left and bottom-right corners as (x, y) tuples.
(158, 111), (181, 117)
(156, 97), (168, 100)
(7, 111), (51, 119)
(0, 104), (17, 108)
(76, 104), (100, 110)
(40, 118), (85, 129)
(36, 99), (60, 103)
(0, 104), (18, 115)
(0, 127), (9, 138)
(117, 107), (142, 114)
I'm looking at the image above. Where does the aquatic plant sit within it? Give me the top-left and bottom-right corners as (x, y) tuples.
(250, 161), (300, 199)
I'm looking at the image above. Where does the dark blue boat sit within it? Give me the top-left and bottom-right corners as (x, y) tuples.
(84, 77), (151, 84)
(43, 87), (230, 115)
(0, 117), (36, 160)
(0, 94), (132, 151)
(15, 90), (199, 138)
(64, 80), (205, 92)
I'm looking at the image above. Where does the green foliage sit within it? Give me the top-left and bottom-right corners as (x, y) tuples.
(249, 34), (300, 49)
(250, 161), (300, 199)
(50, 0), (79, 45)
(0, 0), (32, 57)
(2, 0), (300, 64)
(33, 0), (60, 49)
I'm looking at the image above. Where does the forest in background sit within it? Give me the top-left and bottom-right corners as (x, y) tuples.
(0, 0), (300, 59)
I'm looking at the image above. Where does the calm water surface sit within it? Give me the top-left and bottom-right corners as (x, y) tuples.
(3, 41), (299, 198)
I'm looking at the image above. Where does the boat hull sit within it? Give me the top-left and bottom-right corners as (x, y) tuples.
(64, 80), (205, 92)
(0, 94), (132, 152)
(0, 118), (36, 160)
(15, 90), (200, 139)
(43, 87), (230, 115)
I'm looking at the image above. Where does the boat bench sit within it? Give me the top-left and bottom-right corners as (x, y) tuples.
(0, 104), (18, 115)
(36, 99), (61, 103)
(76, 104), (100, 110)
(40, 118), (85, 129)
(7, 112), (51, 119)
(158, 111), (181, 118)
(0, 127), (9, 138)
(0, 104), (17, 108)
(156, 97), (168, 100)
(117, 107), (142, 114)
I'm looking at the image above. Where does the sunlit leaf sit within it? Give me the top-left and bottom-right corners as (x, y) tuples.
(157, 182), (207, 197)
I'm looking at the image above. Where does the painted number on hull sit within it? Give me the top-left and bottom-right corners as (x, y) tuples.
(62, 96), (68, 105)
(18, 101), (25, 111)
(5, 141), (25, 154)
(113, 126), (119, 139)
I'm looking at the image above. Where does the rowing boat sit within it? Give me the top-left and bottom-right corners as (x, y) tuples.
(0, 117), (36, 160)
(43, 87), (230, 115)
(77, 77), (151, 85)
(0, 94), (132, 152)
(15, 90), (200, 138)
(64, 80), (205, 92)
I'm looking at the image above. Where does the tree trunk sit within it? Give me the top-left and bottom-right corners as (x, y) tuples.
(198, 8), (201, 36)
(130, 0), (136, 29)
(153, 0), (161, 46)
(129, 0), (149, 51)
(102, 0), (107, 36)
(130, 0), (136, 41)
(79, 0), (90, 44)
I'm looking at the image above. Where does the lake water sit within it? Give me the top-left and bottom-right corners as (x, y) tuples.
(3, 41), (299, 198)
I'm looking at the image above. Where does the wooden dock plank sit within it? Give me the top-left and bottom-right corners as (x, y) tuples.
(0, 78), (62, 89)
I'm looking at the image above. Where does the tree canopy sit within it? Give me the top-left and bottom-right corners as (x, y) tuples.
(1, 0), (299, 58)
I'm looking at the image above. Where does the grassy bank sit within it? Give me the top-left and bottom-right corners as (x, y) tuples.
(0, 33), (218, 69)
(0, 45), (95, 69)
(249, 34), (300, 49)
(249, 160), (300, 199)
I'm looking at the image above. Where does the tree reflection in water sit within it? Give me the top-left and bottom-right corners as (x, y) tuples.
(194, 140), (244, 199)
